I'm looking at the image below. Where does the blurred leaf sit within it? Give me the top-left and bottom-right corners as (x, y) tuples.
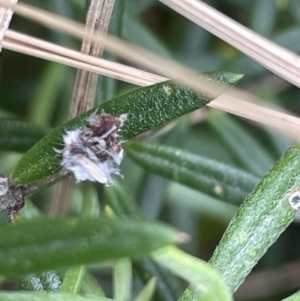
(29, 63), (67, 127)
(250, 0), (276, 36)
(123, 11), (173, 58)
(17, 203), (62, 293)
(288, 0), (300, 22)
(208, 110), (274, 176)
(166, 183), (236, 222)
(0, 216), (180, 277)
(282, 290), (300, 301)
(11, 71), (241, 185)
(274, 26), (300, 53)
(133, 257), (183, 301)
(113, 258), (132, 301)
(0, 292), (110, 301)
(105, 185), (184, 301)
(104, 184), (141, 219)
(133, 277), (156, 301)
(152, 246), (232, 301)
(80, 270), (105, 298)
(61, 266), (86, 294)
(81, 182), (100, 218)
(124, 141), (260, 205)
(19, 200), (43, 220)
(124, 0), (155, 16)
(209, 145), (300, 292)
(0, 119), (48, 153)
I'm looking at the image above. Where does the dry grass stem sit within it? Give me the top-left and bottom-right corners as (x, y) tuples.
(1, 0), (300, 139)
(209, 96), (300, 140)
(4, 30), (162, 86)
(3, 29), (300, 139)
(0, 0), (227, 97)
(69, 0), (116, 118)
(160, 0), (300, 88)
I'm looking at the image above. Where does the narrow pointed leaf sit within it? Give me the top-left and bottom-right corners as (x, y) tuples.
(208, 111), (274, 176)
(105, 185), (184, 301)
(0, 119), (48, 152)
(10, 71), (242, 185)
(113, 258), (132, 301)
(152, 246), (232, 301)
(124, 141), (260, 205)
(134, 277), (156, 301)
(207, 145), (300, 292)
(0, 216), (180, 277)
(61, 266), (86, 294)
(81, 271), (105, 298)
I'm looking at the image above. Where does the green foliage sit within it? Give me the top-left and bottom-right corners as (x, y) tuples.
(11, 71), (237, 185)
(0, 217), (179, 277)
(124, 140), (260, 205)
(1, 1), (300, 301)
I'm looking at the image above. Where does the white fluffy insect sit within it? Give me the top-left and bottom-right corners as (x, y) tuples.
(59, 113), (127, 185)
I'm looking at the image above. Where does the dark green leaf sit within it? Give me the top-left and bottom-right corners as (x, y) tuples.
(133, 277), (156, 301)
(11, 71), (241, 185)
(105, 185), (184, 301)
(208, 111), (274, 176)
(124, 141), (260, 205)
(0, 216), (180, 277)
(153, 246), (232, 301)
(0, 119), (48, 153)
(208, 145), (300, 292)
(61, 266), (86, 294)
(80, 271), (105, 298)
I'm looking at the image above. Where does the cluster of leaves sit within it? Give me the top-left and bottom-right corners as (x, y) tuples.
(1, 1), (300, 301)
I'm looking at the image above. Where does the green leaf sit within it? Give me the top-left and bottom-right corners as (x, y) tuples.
(208, 110), (274, 176)
(19, 200), (43, 220)
(0, 119), (48, 153)
(105, 185), (184, 301)
(124, 141), (260, 205)
(281, 290), (300, 301)
(123, 11), (173, 58)
(152, 246), (232, 301)
(250, 0), (276, 36)
(61, 266), (86, 294)
(133, 277), (156, 301)
(29, 63), (67, 126)
(104, 185), (141, 219)
(133, 257), (183, 301)
(113, 258), (132, 301)
(208, 145), (300, 292)
(0, 292), (111, 301)
(0, 216), (180, 277)
(80, 271), (105, 298)
(10, 71), (241, 185)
